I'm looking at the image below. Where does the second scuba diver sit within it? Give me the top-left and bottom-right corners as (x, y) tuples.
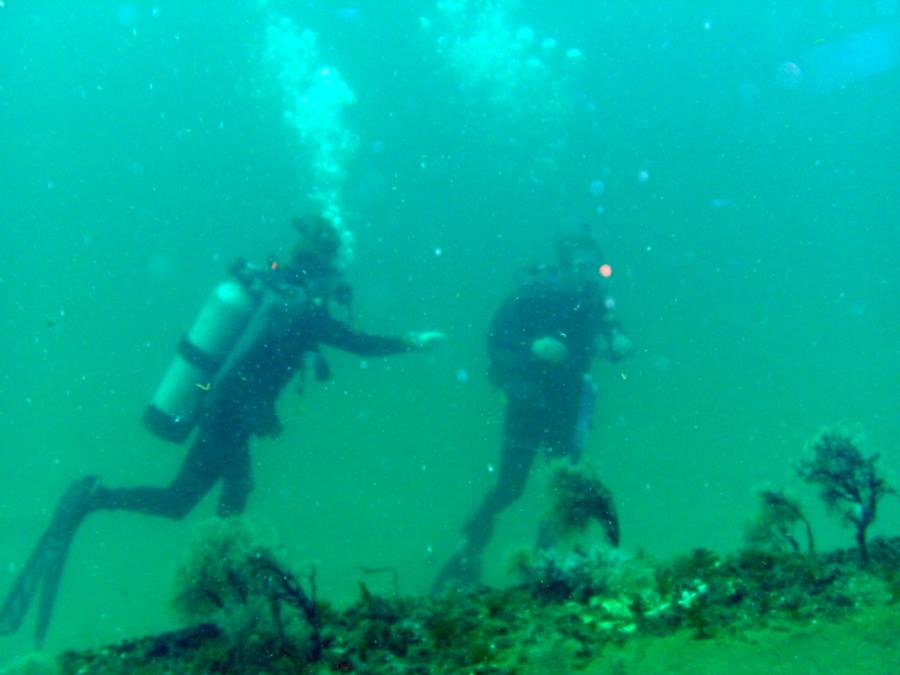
(433, 230), (632, 591)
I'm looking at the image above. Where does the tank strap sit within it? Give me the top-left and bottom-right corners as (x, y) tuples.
(177, 336), (223, 374)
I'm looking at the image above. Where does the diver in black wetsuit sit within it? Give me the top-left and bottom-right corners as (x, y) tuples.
(0, 217), (444, 646)
(433, 232), (632, 591)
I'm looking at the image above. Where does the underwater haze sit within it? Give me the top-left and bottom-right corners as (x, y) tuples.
(1, 0), (899, 659)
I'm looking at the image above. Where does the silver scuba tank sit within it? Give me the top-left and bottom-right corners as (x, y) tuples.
(143, 273), (263, 443)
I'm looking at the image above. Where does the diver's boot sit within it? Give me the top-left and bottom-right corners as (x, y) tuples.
(0, 476), (99, 646)
(431, 546), (483, 594)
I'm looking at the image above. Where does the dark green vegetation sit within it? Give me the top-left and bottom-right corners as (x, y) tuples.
(742, 427), (895, 567)
(17, 427), (895, 673)
(169, 519), (324, 669)
(744, 487), (816, 555)
(797, 428), (896, 565)
(542, 463), (620, 547)
(46, 533), (900, 674)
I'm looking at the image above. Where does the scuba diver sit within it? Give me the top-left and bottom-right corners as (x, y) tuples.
(0, 216), (444, 646)
(433, 229), (632, 591)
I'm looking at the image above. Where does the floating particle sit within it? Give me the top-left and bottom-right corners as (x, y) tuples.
(709, 198), (733, 208)
(589, 179), (606, 197)
(516, 26), (535, 44)
(774, 61), (804, 89)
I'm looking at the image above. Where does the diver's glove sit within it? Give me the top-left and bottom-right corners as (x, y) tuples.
(531, 336), (568, 364)
(404, 331), (447, 351)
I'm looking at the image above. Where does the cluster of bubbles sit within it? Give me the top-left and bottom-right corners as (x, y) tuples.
(421, 0), (584, 122)
(264, 14), (357, 266)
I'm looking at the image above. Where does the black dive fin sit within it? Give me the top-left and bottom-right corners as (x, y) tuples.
(33, 524), (77, 648)
(0, 529), (55, 636)
(0, 476), (98, 646)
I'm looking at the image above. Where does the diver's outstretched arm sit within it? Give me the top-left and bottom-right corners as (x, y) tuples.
(0, 476), (99, 647)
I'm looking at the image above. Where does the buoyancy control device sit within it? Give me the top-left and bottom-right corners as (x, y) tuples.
(143, 261), (268, 442)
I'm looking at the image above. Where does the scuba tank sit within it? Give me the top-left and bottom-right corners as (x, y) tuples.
(143, 261), (265, 443)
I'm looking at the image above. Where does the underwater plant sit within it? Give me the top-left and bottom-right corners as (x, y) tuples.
(797, 428), (896, 565)
(542, 463), (620, 546)
(171, 518), (323, 667)
(743, 487), (815, 555)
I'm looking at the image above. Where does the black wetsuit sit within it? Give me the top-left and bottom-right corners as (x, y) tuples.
(439, 267), (620, 584)
(488, 267), (613, 459)
(95, 291), (412, 518)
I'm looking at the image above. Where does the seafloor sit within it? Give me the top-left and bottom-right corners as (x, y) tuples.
(10, 535), (898, 674)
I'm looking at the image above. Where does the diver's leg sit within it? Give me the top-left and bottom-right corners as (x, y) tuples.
(535, 388), (583, 550)
(0, 429), (229, 644)
(462, 438), (536, 553)
(0, 433), (218, 644)
(433, 401), (538, 590)
(217, 439), (253, 517)
(92, 432), (224, 519)
(544, 380), (588, 463)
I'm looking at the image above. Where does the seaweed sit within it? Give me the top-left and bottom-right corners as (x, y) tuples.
(42, 536), (900, 674)
(797, 427), (896, 565)
(744, 487), (815, 554)
(171, 518), (323, 670)
(542, 463), (620, 547)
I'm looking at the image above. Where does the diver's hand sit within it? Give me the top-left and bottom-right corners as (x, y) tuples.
(531, 336), (567, 363)
(405, 330), (447, 351)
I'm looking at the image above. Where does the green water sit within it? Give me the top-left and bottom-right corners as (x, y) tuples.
(1, 0), (898, 659)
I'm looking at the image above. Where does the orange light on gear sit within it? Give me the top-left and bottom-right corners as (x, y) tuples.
(270, 261), (279, 270)
(598, 263), (613, 278)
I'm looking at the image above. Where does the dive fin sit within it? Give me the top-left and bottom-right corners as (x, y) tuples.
(0, 476), (99, 645)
